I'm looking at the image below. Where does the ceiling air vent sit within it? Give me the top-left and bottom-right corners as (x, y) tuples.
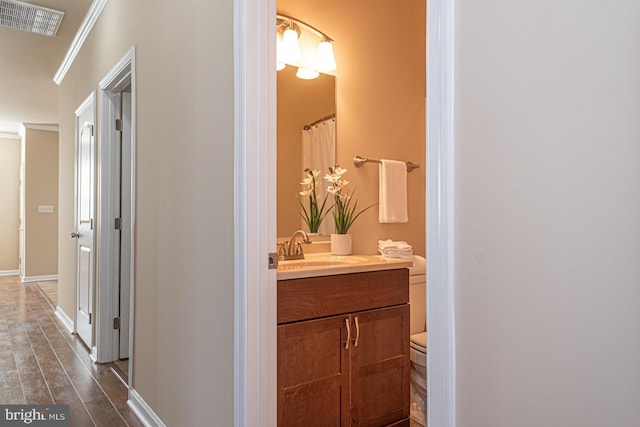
(0, 0), (64, 37)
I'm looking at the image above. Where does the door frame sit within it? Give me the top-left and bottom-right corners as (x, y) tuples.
(95, 47), (136, 385)
(425, 0), (456, 424)
(233, 0), (455, 425)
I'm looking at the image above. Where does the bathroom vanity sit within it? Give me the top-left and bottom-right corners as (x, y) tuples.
(277, 255), (412, 426)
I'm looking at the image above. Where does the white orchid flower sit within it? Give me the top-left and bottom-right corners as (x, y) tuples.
(327, 186), (340, 195)
(299, 189), (312, 197)
(300, 177), (313, 186)
(333, 167), (347, 176)
(311, 169), (321, 177)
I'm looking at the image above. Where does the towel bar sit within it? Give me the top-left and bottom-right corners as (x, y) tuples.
(353, 155), (420, 173)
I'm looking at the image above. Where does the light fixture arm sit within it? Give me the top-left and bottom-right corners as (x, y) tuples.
(276, 14), (334, 42)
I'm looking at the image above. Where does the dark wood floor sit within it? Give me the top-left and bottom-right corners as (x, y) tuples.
(0, 275), (143, 427)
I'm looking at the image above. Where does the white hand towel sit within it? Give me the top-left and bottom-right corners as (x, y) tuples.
(379, 159), (408, 223)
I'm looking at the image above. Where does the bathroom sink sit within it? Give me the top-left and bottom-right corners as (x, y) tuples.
(276, 253), (412, 280)
(279, 256), (368, 269)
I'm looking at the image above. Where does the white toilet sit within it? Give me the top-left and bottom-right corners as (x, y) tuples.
(409, 255), (427, 426)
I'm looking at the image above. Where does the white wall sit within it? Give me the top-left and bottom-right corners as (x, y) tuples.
(454, 1), (640, 426)
(58, 0), (235, 425)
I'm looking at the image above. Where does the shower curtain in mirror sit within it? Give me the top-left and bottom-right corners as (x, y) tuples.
(302, 117), (336, 235)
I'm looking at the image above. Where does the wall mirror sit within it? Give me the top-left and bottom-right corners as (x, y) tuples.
(277, 65), (336, 237)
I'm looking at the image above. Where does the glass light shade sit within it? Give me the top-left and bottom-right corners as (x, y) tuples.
(280, 28), (302, 63)
(276, 62), (286, 71)
(316, 40), (337, 72)
(296, 67), (320, 80)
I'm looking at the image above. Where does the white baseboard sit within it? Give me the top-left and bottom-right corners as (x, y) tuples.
(128, 389), (166, 427)
(21, 274), (59, 283)
(55, 306), (74, 334)
(0, 270), (19, 276)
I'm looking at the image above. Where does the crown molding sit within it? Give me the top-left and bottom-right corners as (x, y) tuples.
(19, 123), (60, 138)
(0, 132), (20, 140)
(53, 0), (109, 85)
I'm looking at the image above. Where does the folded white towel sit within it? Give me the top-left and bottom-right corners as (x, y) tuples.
(378, 239), (411, 251)
(379, 159), (408, 223)
(381, 250), (413, 260)
(378, 239), (414, 259)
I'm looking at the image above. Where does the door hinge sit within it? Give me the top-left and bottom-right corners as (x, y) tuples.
(115, 119), (123, 132)
(113, 317), (121, 330)
(90, 218), (94, 230)
(268, 252), (278, 270)
(115, 217), (121, 230)
(89, 313), (92, 325)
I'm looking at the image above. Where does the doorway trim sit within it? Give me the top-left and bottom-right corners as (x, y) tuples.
(95, 46), (136, 383)
(234, 0), (277, 424)
(425, 0), (456, 425)
(233, 0), (455, 425)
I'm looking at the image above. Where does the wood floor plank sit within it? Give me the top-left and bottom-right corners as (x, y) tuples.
(84, 398), (129, 427)
(51, 384), (96, 427)
(32, 344), (73, 390)
(55, 351), (109, 403)
(0, 278), (144, 427)
(14, 350), (54, 404)
(0, 348), (17, 373)
(0, 369), (25, 404)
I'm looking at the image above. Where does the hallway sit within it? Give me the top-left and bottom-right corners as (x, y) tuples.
(0, 275), (143, 427)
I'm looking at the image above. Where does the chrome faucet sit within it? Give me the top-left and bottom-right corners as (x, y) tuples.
(279, 230), (312, 260)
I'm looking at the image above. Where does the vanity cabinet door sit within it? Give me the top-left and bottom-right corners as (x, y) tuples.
(278, 315), (351, 426)
(350, 305), (410, 427)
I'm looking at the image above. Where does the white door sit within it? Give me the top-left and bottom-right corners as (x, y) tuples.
(118, 90), (132, 359)
(74, 94), (96, 348)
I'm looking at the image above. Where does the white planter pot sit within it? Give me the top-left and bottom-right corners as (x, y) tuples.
(331, 233), (352, 256)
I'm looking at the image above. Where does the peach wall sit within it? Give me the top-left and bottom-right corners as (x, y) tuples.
(277, 0), (426, 255)
(0, 137), (20, 271)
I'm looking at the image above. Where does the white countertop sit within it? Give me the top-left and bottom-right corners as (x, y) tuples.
(277, 252), (413, 280)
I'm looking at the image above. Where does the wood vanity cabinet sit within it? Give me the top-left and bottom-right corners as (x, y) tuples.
(277, 268), (410, 427)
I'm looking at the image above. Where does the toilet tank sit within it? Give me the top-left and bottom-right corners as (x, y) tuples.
(409, 256), (427, 335)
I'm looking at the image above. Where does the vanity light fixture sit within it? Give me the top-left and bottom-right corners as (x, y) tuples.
(316, 38), (337, 72)
(296, 67), (320, 80)
(279, 20), (302, 63)
(276, 14), (337, 78)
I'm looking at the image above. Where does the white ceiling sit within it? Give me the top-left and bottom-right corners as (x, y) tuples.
(0, 0), (92, 134)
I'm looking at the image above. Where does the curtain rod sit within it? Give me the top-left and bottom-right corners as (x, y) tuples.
(303, 113), (336, 130)
(353, 155), (421, 173)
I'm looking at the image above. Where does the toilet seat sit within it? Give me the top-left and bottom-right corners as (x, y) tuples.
(410, 331), (427, 354)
